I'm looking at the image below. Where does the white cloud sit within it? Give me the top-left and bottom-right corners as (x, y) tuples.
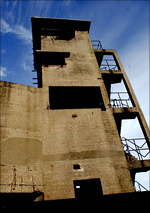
(62, 0), (72, 7)
(22, 62), (31, 71)
(2, 0), (19, 24)
(0, 66), (8, 77)
(0, 66), (15, 79)
(13, 24), (32, 44)
(1, 19), (13, 33)
(1, 18), (32, 44)
(1, 49), (6, 54)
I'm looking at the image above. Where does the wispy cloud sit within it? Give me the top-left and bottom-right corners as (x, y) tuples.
(1, 18), (32, 44)
(1, 49), (6, 54)
(1, 19), (12, 33)
(61, 0), (72, 7)
(1, 0), (19, 24)
(22, 62), (31, 71)
(0, 66), (16, 79)
(0, 66), (8, 78)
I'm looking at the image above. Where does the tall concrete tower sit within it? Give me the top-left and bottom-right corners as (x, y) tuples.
(0, 17), (150, 209)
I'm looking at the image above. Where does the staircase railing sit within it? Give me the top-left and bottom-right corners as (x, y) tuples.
(110, 92), (132, 108)
(91, 40), (103, 49)
(100, 59), (118, 71)
(121, 137), (150, 161)
(134, 181), (148, 192)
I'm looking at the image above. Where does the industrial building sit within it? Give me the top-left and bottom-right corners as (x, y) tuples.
(0, 17), (150, 210)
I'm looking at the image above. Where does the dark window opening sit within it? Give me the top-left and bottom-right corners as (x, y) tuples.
(130, 170), (149, 192)
(110, 79), (134, 108)
(73, 178), (103, 200)
(49, 86), (105, 110)
(100, 55), (119, 71)
(134, 172), (149, 192)
(41, 28), (75, 40)
(73, 164), (80, 170)
(35, 52), (70, 66)
(102, 74), (135, 108)
(94, 52), (120, 71)
(102, 73), (123, 98)
(121, 118), (150, 161)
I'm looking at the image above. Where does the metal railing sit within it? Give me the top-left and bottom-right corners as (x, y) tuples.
(110, 92), (132, 108)
(91, 40), (103, 49)
(134, 181), (148, 192)
(100, 59), (119, 71)
(122, 137), (150, 161)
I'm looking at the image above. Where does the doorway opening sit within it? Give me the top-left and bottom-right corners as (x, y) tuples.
(73, 178), (103, 200)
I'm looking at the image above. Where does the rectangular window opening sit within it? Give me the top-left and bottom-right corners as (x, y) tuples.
(101, 54), (120, 71)
(73, 178), (103, 200)
(134, 172), (150, 192)
(102, 74), (135, 108)
(41, 29), (75, 40)
(94, 52), (120, 71)
(73, 164), (81, 170)
(121, 118), (150, 161)
(49, 86), (105, 110)
(110, 79), (134, 108)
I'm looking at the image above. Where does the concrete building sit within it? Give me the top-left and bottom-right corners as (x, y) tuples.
(0, 17), (150, 209)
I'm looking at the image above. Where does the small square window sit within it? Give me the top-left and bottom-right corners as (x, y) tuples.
(73, 164), (80, 170)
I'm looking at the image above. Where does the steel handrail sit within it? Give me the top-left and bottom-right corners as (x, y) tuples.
(91, 40), (103, 49)
(110, 92), (132, 108)
(100, 58), (118, 70)
(122, 137), (149, 149)
(134, 181), (148, 192)
(121, 137), (150, 160)
(123, 145), (150, 158)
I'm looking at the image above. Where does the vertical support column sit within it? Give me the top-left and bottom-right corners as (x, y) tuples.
(113, 50), (150, 148)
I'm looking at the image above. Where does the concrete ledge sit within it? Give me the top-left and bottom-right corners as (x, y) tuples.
(112, 107), (138, 119)
(128, 159), (150, 172)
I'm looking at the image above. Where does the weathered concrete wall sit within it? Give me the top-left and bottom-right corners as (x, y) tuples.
(0, 29), (135, 200)
(41, 31), (101, 87)
(0, 82), (44, 193)
(0, 80), (135, 199)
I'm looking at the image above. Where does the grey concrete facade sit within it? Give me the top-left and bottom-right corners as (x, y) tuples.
(0, 17), (149, 201)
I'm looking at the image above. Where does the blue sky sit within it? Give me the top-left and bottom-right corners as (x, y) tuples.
(0, 0), (149, 190)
